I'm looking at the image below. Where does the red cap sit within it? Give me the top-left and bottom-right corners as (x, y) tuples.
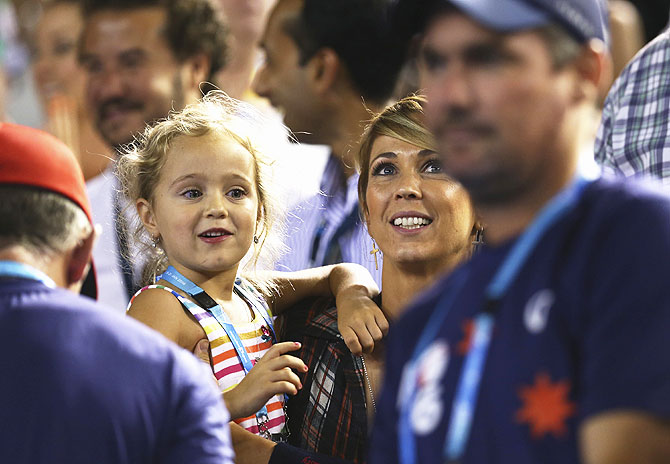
(0, 122), (97, 299)
(0, 122), (93, 224)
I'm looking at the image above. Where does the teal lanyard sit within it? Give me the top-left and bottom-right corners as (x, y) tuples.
(398, 177), (591, 464)
(0, 261), (56, 288)
(157, 265), (277, 426)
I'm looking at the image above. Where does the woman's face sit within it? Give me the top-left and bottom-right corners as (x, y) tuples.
(365, 135), (475, 269)
(33, 3), (86, 105)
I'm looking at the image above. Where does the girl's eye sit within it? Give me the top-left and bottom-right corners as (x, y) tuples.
(423, 159), (443, 174)
(371, 162), (396, 176)
(182, 189), (202, 199)
(227, 188), (246, 199)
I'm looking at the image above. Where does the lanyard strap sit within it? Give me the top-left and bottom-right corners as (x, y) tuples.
(157, 266), (277, 423)
(0, 261), (57, 288)
(399, 176), (592, 464)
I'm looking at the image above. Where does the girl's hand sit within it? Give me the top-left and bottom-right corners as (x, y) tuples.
(223, 341), (307, 420)
(336, 286), (388, 356)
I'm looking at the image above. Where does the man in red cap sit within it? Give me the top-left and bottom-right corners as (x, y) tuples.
(0, 122), (235, 463)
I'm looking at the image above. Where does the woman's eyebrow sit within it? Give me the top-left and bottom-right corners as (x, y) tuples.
(370, 151), (397, 164)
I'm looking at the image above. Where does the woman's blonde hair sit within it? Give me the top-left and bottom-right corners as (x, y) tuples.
(356, 94), (436, 214)
(117, 91), (286, 285)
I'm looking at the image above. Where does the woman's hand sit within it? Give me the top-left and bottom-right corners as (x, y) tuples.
(223, 341), (307, 420)
(336, 285), (388, 356)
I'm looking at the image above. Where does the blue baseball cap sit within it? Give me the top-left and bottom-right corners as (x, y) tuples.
(437, 0), (609, 44)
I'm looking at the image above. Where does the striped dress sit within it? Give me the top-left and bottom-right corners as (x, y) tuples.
(128, 277), (287, 438)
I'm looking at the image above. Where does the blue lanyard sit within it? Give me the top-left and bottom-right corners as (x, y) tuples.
(0, 261), (57, 288)
(398, 176), (592, 464)
(157, 266), (277, 423)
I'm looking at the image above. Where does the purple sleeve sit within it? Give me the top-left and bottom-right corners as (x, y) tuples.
(162, 352), (235, 464)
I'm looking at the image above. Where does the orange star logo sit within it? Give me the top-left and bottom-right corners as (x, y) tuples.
(516, 372), (576, 439)
(456, 318), (474, 355)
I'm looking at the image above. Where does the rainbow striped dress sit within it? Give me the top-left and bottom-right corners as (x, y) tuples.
(128, 277), (287, 439)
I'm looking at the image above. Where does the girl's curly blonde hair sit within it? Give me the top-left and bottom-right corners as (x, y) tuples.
(117, 91), (286, 286)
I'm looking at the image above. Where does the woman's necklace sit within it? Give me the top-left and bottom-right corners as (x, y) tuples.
(360, 355), (377, 413)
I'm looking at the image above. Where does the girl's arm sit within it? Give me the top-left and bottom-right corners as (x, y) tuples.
(127, 288), (202, 351)
(260, 263), (388, 355)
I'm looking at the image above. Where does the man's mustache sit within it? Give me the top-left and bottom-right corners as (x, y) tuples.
(97, 98), (144, 119)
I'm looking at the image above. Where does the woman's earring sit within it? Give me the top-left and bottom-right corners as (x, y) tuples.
(370, 238), (380, 270)
(472, 227), (484, 254)
(151, 235), (159, 248)
(253, 235), (259, 244)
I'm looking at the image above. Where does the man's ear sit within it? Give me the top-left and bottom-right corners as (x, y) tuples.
(572, 39), (612, 104)
(183, 53), (212, 94)
(307, 48), (341, 95)
(66, 227), (96, 289)
(137, 198), (160, 239)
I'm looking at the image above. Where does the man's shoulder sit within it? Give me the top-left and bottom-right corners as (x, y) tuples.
(583, 177), (670, 223)
(1, 281), (193, 374)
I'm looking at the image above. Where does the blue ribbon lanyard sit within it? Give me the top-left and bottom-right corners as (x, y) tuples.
(0, 261), (57, 288)
(399, 176), (591, 464)
(157, 265), (277, 422)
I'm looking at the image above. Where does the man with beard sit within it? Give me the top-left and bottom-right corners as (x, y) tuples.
(369, 0), (670, 463)
(77, 0), (228, 310)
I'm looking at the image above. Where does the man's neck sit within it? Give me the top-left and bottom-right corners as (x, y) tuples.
(0, 246), (66, 288)
(328, 98), (384, 179)
(477, 162), (579, 246)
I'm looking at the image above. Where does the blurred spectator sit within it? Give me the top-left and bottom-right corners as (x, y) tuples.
(214, 0), (276, 100)
(595, 28), (670, 183)
(254, 0), (407, 286)
(32, 0), (113, 181)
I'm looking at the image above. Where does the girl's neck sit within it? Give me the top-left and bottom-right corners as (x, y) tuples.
(168, 261), (239, 303)
(380, 251), (469, 322)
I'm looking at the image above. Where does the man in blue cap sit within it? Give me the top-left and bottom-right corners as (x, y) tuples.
(370, 1), (670, 463)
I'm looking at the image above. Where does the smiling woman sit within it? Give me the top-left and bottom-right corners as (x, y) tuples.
(269, 94), (481, 464)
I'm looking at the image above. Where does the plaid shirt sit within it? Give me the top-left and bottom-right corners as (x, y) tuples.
(280, 296), (368, 464)
(595, 29), (670, 183)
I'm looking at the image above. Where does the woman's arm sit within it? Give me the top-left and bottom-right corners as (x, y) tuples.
(260, 263), (388, 355)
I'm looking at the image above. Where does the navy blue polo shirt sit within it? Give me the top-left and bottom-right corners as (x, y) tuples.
(369, 177), (670, 464)
(0, 279), (234, 464)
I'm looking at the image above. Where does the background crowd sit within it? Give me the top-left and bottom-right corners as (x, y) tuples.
(2, 0), (670, 463)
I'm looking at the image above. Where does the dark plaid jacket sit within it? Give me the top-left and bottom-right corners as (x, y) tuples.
(280, 296), (368, 464)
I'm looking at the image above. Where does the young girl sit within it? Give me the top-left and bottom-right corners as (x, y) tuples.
(117, 91), (383, 441)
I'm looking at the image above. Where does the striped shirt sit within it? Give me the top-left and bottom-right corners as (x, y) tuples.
(276, 155), (383, 287)
(595, 30), (670, 183)
(128, 279), (287, 438)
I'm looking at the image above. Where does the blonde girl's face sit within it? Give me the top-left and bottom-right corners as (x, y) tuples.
(138, 132), (260, 278)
